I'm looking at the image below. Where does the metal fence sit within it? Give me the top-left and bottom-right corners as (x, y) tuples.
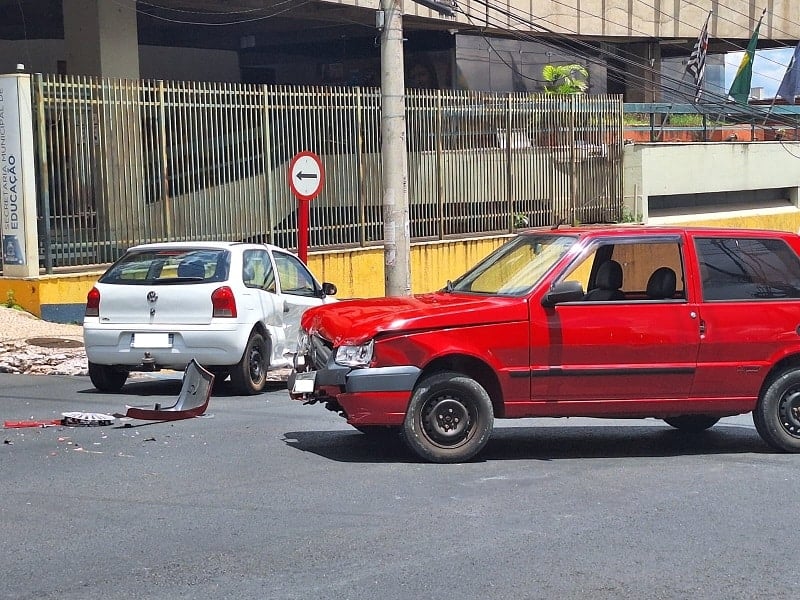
(30, 74), (623, 271)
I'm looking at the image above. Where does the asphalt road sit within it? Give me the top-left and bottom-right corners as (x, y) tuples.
(1, 372), (798, 600)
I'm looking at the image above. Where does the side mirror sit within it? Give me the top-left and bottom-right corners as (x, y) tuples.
(321, 282), (337, 297)
(541, 280), (584, 307)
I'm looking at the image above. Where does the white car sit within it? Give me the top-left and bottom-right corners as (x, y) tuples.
(83, 241), (337, 394)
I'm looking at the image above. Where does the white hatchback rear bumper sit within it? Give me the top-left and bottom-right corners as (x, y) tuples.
(83, 321), (250, 370)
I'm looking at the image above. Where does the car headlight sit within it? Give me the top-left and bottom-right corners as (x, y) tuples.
(297, 330), (311, 354)
(335, 340), (374, 367)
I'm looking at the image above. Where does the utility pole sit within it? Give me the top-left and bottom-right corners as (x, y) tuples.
(380, 0), (412, 297)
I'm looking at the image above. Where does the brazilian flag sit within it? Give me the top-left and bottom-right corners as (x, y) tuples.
(728, 10), (766, 104)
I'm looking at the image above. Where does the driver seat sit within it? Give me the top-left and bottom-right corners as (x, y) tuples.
(583, 260), (625, 301)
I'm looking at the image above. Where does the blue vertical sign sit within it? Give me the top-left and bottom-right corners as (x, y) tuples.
(0, 76), (26, 266)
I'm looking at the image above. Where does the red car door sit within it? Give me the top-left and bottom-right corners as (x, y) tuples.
(689, 235), (800, 411)
(529, 236), (701, 415)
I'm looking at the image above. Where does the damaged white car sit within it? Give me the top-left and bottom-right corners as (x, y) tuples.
(83, 241), (337, 395)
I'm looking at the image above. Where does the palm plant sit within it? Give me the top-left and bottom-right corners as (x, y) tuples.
(542, 64), (589, 94)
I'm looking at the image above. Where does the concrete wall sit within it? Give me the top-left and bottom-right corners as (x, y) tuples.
(2, 236), (510, 323)
(0, 40), (65, 75)
(0, 42), (241, 84)
(63, 0), (140, 78)
(9, 199), (800, 323)
(623, 141), (800, 221)
(7, 141), (800, 322)
(139, 47), (241, 83)
(331, 0), (800, 40)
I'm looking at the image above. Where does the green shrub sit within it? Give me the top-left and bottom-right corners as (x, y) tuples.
(5, 290), (24, 311)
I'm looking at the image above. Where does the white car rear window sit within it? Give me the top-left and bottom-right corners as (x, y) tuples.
(99, 249), (230, 285)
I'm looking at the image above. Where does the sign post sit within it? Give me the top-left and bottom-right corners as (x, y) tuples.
(0, 73), (38, 276)
(288, 151), (324, 263)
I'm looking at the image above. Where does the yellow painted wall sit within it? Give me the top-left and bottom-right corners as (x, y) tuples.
(3, 272), (104, 317)
(649, 210), (800, 232)
(4, 212), (800, 321)
(307, 236), (511, 299)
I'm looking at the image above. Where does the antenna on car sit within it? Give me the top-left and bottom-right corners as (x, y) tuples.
(551, 217), (566, 230)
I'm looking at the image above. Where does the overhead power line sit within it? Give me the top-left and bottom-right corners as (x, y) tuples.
(456, 0), (800, 129)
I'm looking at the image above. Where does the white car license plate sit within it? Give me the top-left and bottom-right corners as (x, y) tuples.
(292, 371), (316, 394)
(132, 333), (173, 348)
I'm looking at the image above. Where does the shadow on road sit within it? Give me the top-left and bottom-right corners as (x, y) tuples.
(283, 429), (414, 463)
(283, 423), (769, 463)
(78, 376), (288, 397)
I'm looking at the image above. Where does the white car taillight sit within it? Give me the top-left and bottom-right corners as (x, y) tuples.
(85, 286), (100, 317)
(211, 286), (237, 318)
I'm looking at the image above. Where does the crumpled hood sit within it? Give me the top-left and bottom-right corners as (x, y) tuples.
(302, 292), (529, 346)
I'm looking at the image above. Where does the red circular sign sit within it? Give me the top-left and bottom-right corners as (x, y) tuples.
(288, 151), (325, 201)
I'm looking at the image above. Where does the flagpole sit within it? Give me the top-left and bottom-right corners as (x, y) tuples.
(683, 11), (711, 140)
(686, 11), (711, 104)
(728, 7), (766, 105)
(761, 96), (777, 127)
(769, 40), (800, 130)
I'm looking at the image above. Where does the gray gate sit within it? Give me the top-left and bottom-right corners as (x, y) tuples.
(31, 75), (623, 270)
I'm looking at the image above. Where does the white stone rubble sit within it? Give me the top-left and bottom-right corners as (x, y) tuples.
(0, 339), (88, 376)
(0, 307), (289, 381)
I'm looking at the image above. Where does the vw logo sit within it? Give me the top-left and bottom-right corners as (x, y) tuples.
(146, 291), (158, 303)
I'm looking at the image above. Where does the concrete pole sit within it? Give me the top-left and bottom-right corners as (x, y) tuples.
(380, 0), (412, 297)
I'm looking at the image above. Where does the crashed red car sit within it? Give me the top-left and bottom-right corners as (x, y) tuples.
(290, 226), (800, 462)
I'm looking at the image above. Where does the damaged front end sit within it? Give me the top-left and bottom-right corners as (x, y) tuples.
(289, 331), (351, 417)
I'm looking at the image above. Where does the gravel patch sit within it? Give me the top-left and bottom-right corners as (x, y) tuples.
(0, 307), (289, 381)
(0, 307), (86, 376)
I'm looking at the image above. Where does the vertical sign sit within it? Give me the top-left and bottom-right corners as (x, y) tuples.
(0, 76), (24, 265)
(288, 151), (324, 264)
(0, 74), (37, 274)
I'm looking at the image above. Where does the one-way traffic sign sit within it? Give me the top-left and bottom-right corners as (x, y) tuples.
(288, 151), (325, 201)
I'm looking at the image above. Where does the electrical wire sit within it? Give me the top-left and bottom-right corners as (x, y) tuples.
(481, 0), (796, 98)
(630, 0), (796, 79)
(682, 0), (800, 42)
(14, 0), (32, 71)
(456, 0), (800, 129)
(136, 0), (294, 16)
(114, 0), (315, 26)
(466, 1), (800, 156)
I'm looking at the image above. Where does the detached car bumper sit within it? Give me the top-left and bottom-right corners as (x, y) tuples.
(289, 364), (421, 425)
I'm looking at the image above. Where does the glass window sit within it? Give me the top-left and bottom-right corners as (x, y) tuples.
(274, 251), (317, 297)
(99, 248), (229, 285)
(559, 240), (685, 301)
(450, 234), (577, 295)
(242, 249), (276, 292)
(696, 237), (800, 301)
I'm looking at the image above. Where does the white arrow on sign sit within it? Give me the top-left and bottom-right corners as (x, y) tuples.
(288, 152), (325, 201)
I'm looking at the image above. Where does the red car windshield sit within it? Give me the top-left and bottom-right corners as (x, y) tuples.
(449, 234), (577, 295)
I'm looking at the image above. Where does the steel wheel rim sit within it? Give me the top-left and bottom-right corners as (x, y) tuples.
(420, 394), (475, 448)
(248, 344), (265, 383)
(778, 388), (800, 437)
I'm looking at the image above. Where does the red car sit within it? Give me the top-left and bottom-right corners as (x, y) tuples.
(290, 226), (800, 462)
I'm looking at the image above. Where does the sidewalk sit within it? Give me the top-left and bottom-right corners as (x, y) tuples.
(0, 306), (290, 381)
(0, 306), (86, 375)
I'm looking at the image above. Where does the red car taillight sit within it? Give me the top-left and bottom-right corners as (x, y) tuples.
(85, 286), (100, 317)
(211, 286), (237, 318)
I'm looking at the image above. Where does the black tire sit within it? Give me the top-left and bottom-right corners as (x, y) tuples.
(88, 362), (128, 393)
(230, 332), (269, 395)
(401, 371), (494, 463)
(753, 369), (800, 452)
(663, 415), (720, 432)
